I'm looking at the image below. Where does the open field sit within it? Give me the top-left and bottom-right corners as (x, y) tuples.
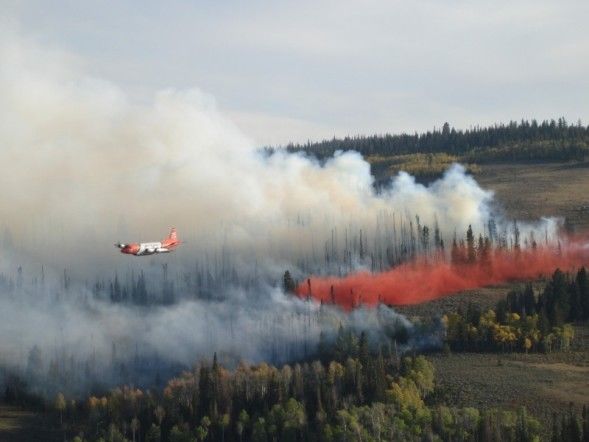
(474, 161), (589, 230)
(0, 405), (60, 441)
(429, 329), (589, 438)
(431, 338), (589, 416)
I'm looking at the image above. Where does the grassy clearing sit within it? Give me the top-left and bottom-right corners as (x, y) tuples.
(429, 337), (589, 438)
(431, 342), (589, 412)
(474, 161), (589, 230)
(0, 405), (61, 441)
(368, 152), (480, 178)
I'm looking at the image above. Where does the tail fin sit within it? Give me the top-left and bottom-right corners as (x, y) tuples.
(168, 227), (177, 242)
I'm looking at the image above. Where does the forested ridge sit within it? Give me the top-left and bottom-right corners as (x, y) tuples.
(279, 118), (589, 165)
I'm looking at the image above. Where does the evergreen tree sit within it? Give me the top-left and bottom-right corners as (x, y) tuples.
(522, 283), (536, 316)
(283, 270), (296, 293)
(466, 225), (476, 263)
(451, 236), (461, 265)
(547, 269), (570, 326)
(576, 267), (589, 320)
(582, 405), (589, 442)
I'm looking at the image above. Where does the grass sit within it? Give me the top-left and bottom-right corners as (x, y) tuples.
(430, 341), (589, 414)
(474, 161), (589, 230)
(429, 333), (589, 438)
(0, 404), (61, 441)
(368, 152), (480, 178)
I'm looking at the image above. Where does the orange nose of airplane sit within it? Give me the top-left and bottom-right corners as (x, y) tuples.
(121, 244), (140, 254)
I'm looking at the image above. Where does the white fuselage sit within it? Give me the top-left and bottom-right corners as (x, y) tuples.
(136, 242), (169, 256)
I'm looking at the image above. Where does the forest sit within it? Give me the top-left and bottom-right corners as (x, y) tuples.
(445, 268), (588, 352)
(3, 3), (589, 439)
(1, 127), (588, 440)
(280, 119), (589, 164)
(3, 267), (588, 441)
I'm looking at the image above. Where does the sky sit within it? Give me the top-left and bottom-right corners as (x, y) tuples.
(4, 0), (589, 146)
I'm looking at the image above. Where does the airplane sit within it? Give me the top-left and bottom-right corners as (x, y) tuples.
(115, 228), (181, 256)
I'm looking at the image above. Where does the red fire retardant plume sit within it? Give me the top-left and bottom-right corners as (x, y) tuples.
(296, 242), (589, 310)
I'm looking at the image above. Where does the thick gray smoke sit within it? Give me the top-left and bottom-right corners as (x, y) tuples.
(0, 29), (555, 396)
(0, 263), (425, 396)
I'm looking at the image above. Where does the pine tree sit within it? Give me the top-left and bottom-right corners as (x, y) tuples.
(374, 349), (387, 402)
(552, 413), (560, 442)
(523, 283), (536, 316)
(582, 405), (589, 442)
(434, 220), (441, 249)
(466, 225), (476, 263)
(551, 269), (570, 326)
(569, 280), (581, 321)
(568, 403), (582, 442)
(283, 270), (296, 293)
(576, 267), (589, 320)
(513, 220), (521, 251)
(113, 275), (121, 302)
(451, 236), (460, 265)
(358, 332), (369, 367)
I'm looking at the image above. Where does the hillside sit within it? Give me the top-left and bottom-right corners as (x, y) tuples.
(280, 120), (589, 231)
(475, 162), (589, 231)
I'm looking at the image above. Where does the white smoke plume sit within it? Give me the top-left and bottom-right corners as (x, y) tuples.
(0, 28), (555, 278)
(0, 27), (555, 395)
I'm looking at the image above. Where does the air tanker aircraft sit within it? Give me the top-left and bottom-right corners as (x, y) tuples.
(115, 228), (181, 256)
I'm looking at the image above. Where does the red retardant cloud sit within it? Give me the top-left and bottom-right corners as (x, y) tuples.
(295, 241), (589, 310)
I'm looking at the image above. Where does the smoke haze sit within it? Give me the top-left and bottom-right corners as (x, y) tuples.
(0, 276), (418, 396)
(0, 28), (550, 277)
(0, 27), (574, 396)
